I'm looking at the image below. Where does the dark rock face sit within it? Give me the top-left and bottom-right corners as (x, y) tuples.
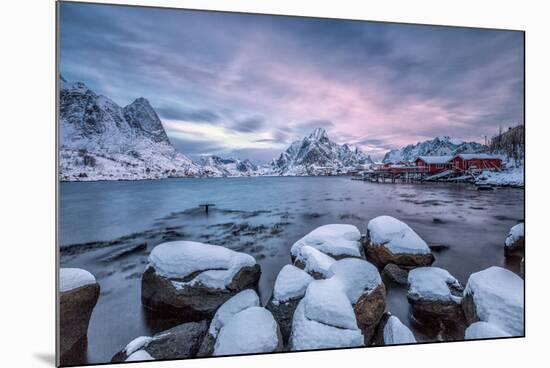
(461, 292), (479, 327)
(266, 297), (301, 345)
(196, 333), (217, 357)
(371, 312), (392, 346)
(505, 237), (525, 255)
(141, 265), (261, 320)
(59, 283), (100, 358)
(111, 320), (208, 362)
(381, 264), (409, 286)
(122, 97), (170, 143)
(353, 283), (386, 344)
(365, 242), (435, 269)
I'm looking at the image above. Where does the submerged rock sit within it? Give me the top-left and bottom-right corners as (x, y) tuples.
(365, 216), (434, 268)
(462, 266), (524, 336)
(59, 268), (100, 358)
(266, 265), (314, 343)
(372, 313), (416, 346)
(141, 241), (260, 320)
(112, 320), (208, 362)
(407, 267), (465, 338)
(504, 223), (525, 255)
(290, 224), (364, 261)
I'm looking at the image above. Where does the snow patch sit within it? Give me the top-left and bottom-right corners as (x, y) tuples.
(464, 266), (524, 335)
(296, 245), (336, 278)
(124, 336), (153, 356)
(408, 267), (462, 303)
(291, 224), (362, 258)
(125, 350), (154, 362)
(208, 290), (260, 338)
(368, 216), (430, 255)
(465, 322), (510, 340)
(272, 265), (314, 304)
(329, 258), (382, 303)
(505, 223), (524, 247)
(383, 316), (416, 345)
(59, 268), (96, 292)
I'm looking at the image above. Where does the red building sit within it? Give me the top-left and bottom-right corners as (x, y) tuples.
(449, 154), (502, 171)
(414, 156), (453, 174)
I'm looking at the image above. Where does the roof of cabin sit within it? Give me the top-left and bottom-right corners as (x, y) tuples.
(416, 156), (453, 164)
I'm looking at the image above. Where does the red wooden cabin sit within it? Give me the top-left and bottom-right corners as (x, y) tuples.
(414, 156), (453, 174)
(449, 154), (502, 171)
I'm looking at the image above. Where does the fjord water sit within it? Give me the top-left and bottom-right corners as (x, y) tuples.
(59, 177), (524, 364)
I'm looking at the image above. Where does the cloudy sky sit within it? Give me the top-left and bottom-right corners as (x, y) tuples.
(59, 2), (524, 162)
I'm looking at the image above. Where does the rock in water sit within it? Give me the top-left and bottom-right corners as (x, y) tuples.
(381, 263), (410, 286)
(372, 313), (416, 346)
(290, 224), (364, 261)
(266, 265), (314, 343)
(141, 241), (260, 320)
(59, 268), (100, 358)
(213, 307), (283, 356)
(111, 320), (208, 362)
(462, 266), (524, 336)
(504, 223), (525, 255)
(365, 216), (434, 268)
(407, 267), (466, 339)
(293, 245), (336, 279)
(197, 290), (260, 357)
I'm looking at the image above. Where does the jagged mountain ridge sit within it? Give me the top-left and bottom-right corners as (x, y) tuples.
(59, 77), (200, 181)
(271, 128), (374, 176)
(199, 156), (259, 177)
(382, 136), (488, 163)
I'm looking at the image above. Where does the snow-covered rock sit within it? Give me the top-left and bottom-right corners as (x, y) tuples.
(59, 78), (201, 181)
(373, 313), (416, 346)
(112, 321), (208, 362)
(213, 307), (282, 356)
(141, 241), (261, 319)
(289, 297), (364, 351)
(464, 321), (510, 340)
(198, 290), (260, 356)
(294, 245), (336, 279)
(271, 128), (374, 176)
(366, 216), (434, 268)
(504, 223), (525, 254)
(462, 266), (524, 336)
(476, 163), (524, 187)
(59, 267), (100, 357)
(291, 224), (363, 260)
(383, 136), (487, 164)
(407, 267), (466, 339)
(266, 265), (314, 343)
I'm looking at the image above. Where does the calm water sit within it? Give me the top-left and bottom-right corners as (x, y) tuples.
(59, 176), (524, 364)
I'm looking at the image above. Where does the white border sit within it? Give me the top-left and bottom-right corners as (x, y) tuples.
(1, 1), (548, 367)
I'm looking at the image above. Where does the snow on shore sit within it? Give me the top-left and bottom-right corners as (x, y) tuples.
(476, 163), (524, 187)
(383, 316), (416, 345)
(272, 265), (313, 304)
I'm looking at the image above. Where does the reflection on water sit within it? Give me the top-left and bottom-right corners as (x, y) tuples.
(59, 177), (524, 364)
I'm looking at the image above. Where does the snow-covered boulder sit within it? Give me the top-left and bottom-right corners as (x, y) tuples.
(290, 224), (363, 261)
(373, 313), (416, 346)
(289, 257), (385, 348)
(289, 291), (364, 351)
(293, 245), (336, 279)
(329, 258), (386, 343)
(462, 266), (524, 336)
(112, 320), (208, 362)
(266, 265), (314, 343)
(366, 216), (434, 268)
(213, 307), (283, 356)
(59, 268), (100, 357)
(197, 290), (260, 356)
(141, 241), (261, 320)
(407, 267), (465, 334)
(464, 321), (510, 340)
(504, 223), (525, 255)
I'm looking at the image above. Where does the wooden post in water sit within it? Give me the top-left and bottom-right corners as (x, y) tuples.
(199, 203), (216, 214)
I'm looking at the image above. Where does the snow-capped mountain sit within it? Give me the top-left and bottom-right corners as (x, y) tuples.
(59, 77), (200, 181)
(382, 136), (487, 163)
(271, 128), (374, 176)
(199, 156), (259, 177)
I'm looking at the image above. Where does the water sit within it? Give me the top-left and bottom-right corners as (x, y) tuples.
(59, 176), (524, 364)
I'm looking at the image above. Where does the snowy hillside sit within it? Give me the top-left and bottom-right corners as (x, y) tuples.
(271, 128), (374, 176)
(199, 156), (260, 177)
(383, 136), (487, 163)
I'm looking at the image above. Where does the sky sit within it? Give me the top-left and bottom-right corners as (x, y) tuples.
(59, 2), (524, 163)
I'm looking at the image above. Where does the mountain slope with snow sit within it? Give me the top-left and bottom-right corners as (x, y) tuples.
(382, 136), (487, 163)
(199, 156), (260, 177)
(59, 77), (202, 181)
(271, 128), (374, 176)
